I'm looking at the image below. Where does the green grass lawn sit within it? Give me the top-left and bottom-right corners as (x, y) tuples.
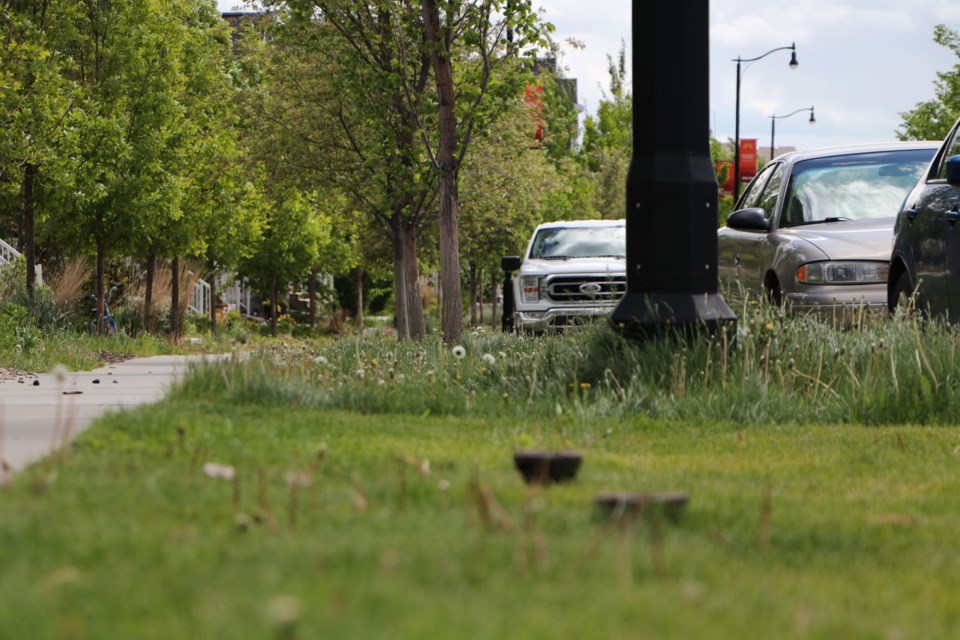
(2, 393), (960, 639)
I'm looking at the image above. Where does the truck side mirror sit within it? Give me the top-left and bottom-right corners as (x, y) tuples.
(501, 255), (522, 272)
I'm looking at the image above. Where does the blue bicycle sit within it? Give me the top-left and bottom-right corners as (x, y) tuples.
(89, 287), (120, 335)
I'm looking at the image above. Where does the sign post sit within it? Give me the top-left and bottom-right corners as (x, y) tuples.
(610, 0), (736, 338)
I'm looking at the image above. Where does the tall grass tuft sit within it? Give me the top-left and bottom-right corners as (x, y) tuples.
(49, 257), (91, 312)
(171, 302), (960, 426)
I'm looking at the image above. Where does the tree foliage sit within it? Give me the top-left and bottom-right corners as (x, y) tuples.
(898, 24), (960, 141)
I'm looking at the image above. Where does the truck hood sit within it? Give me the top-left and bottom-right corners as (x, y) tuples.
(520, 257), (626, 277)
(779, 218), (894, 261)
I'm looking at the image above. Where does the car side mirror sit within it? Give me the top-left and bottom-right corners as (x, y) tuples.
(725, 207), (770, 232)
(501, 255), (522, 272)
(946, 155), (960, 185)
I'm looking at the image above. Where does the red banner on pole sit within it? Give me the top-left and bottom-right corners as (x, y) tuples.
(739, 138), (757, 180)
(716, 160), (734, 195)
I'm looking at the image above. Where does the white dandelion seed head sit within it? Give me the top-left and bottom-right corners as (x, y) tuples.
(203, 462), (236, 480)
(266, 595), (302, 626)
(313, 355), (328, 366)
(52, 364), (69, 384)
(451, 345), (466, 359)
(481, 353), (496, 366)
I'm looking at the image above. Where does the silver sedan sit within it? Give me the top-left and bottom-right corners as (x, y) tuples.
(718, 141), (938, 316)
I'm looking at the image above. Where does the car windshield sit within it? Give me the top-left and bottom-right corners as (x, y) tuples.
(529, 225), (625, 259)
(781, 149), (934, 226)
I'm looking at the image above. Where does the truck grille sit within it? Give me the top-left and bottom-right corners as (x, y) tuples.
(545, 275), (627, 303)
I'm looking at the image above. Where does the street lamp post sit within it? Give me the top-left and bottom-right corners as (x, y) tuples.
(610, 0), (736, 339)
(770, 106), (815, 160)
(733, 43), (798, 201)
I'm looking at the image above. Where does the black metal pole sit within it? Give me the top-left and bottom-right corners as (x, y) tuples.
(734, 59), (742, 202)
(770, 117), (776, 161)
(611, 0), (736, 339)
(732, 43), (797, 202)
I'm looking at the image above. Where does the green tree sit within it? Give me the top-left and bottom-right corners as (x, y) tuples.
(458, 98), (565, 326)
(237, 188), (328, 335)
(578, 42), (631, 219)
(898, 24), (960, 141)
(0, 1), (82, 297)
(420, 0), (550, 343)
(258, 2), (437, 340)
(41, 0), (198, 332)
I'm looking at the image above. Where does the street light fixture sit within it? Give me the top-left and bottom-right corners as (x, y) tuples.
(733, 43), (798, 201)
(770, 106), (815, 160)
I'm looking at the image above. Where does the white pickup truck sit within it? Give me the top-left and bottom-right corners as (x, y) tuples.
(502, 219), (626, 332)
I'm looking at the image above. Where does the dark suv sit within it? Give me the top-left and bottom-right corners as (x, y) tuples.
(889, 117), (960, 319)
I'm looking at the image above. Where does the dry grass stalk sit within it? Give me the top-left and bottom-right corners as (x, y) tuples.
(49, 257), (91, 309)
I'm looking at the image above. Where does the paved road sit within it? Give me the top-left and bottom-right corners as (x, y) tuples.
(0, 354), (224, 474)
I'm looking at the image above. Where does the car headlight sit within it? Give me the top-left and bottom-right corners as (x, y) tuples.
(795, 261), (889, 285)
(519, 276), (542, 303)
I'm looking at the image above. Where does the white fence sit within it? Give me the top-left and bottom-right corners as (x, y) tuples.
(189, 277), (211, 316)
(0, 238), (19, 269)
(217, 273), (253, 316)
(0, 239), (42, 285)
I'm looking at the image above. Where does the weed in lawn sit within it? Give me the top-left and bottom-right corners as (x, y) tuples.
(168, 298), (960, 426)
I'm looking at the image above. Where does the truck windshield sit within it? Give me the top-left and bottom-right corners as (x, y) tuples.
(529, 225), (626, 259)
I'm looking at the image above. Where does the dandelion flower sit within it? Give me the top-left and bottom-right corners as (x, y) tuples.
(451, 345), (466, 359)
(356, 368), (366, 380)
(481, 353), (496, 366)
(313, 355), (328, 366)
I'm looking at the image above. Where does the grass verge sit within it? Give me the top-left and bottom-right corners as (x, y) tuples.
(1, 397), (959, 638)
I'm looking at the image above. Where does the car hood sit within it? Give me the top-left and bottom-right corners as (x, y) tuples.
(520, 257), (625, 276)
(779, 218), (894, 261)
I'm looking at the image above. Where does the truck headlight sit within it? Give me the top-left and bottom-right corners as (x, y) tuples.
(520, 276), (542, 303)
(795, 261), (889, 285)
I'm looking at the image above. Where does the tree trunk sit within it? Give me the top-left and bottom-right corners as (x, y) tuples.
(391, 218), (410, 339)
(423, 0), (463, 343)
(95, 235), (105, 334)
(354, 267), (364, 332)
(490, 269), (499, 331)
(23, 163), (37, 298)
(402, 220), (425, 339)
(171, 256), (180, 342)
(468, 264), (479, 326)
(209, 260), (218, 334)
(270, 277), (278, 336)
(309, 267), (317, 329)
(144, 253), (155, 333)
(479, 267), (484, 325)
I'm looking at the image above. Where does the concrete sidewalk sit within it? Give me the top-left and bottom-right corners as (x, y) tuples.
(0, 354), (225, 473)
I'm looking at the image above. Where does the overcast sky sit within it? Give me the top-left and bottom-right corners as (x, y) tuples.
(217, 1), (960, 151)
(541, 0), (960, 151)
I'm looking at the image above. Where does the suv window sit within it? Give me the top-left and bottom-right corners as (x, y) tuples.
(937, 127), (960, 180)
